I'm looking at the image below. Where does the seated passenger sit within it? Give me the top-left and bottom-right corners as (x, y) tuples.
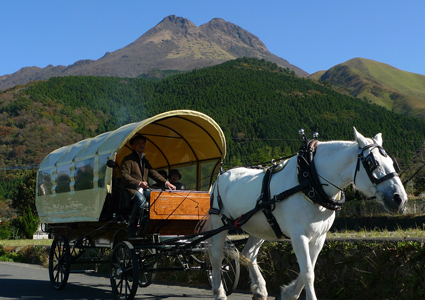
(120, 135), (176, 237)
(151, 170), (168, 190)
(168, 169), (185, 190)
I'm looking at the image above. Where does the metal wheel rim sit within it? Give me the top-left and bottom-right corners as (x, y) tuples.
(110, 241), (139, 300)
(48, 235), (71, 290)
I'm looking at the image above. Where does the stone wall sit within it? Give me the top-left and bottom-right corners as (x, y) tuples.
(336, 199), (425, 218)
(333, 199), (425, 231)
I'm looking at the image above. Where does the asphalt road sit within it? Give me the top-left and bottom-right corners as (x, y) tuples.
(0, 261), (254, 300)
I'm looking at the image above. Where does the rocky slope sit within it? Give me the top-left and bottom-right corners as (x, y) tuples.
(0, 15), (308, 90)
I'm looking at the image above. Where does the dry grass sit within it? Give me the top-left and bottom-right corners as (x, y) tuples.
(230, 227), (425, 241)
(1, 226), (424, 247)
(0, 239), (52, 247)
(327, 227), (425, 239)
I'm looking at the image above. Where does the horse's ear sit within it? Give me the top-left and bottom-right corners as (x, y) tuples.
(353, 127), (368, 148)
(373, 133), (383, 146)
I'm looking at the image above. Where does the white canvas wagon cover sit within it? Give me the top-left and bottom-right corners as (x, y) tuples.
(36, 110), (226, 223)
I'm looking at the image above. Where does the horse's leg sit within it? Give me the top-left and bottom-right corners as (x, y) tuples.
(241, 236), (267, 300)
(277, 233), (327, 300)
(278, 236), (317, 300)
(210, 230), (228, 300)
(309, 234), (326, 272)
(277, 277), (304, 300)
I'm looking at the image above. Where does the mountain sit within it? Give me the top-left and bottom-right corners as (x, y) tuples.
(2, 58), (425, 199)
(0, 15), (308, 90)
(309, 58), (425, 118)
(2, 57), (424, 168)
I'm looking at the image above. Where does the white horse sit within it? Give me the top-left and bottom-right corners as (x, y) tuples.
(207, 128), (407, 300)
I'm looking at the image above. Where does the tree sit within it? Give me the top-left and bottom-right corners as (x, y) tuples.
(11, 169), (38, 217)
(0, 199), (16, 219)
(20, 206), (40, 239)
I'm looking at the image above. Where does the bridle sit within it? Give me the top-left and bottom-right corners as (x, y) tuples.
(354, 141), (400, 186)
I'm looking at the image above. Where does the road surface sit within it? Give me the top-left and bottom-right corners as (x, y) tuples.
(0, 261), (254, 300)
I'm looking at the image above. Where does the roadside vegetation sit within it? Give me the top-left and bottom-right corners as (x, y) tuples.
(1, 228), (424, 300)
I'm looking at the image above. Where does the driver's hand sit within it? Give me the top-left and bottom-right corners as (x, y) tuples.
(165, 181), (176, 190)
(138, 181), (149, 189)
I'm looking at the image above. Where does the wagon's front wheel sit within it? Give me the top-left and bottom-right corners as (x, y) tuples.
(49, 235), (71, 290)
(110, 241), (139, 300)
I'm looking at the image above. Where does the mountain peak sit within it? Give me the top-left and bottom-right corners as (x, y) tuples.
(157, 15), (197, 30)
(208, 17), (228, 24)
(200, 18), (268, 54)
(0, 15), (308, 90)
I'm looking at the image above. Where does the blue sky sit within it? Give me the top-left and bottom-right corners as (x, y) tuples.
(1, 1), (424, 76)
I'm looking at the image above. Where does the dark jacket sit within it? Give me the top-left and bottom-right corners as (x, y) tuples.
(174, 182), (185, 190)
(120, 151), (167, 198)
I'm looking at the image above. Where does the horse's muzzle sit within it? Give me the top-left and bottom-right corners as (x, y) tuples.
(393, 193), (403, 207)
(383, 192), (407, 213)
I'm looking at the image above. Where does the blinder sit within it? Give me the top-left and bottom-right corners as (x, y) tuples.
(362, 151), (379, 173)
(355, 143), (400, 186)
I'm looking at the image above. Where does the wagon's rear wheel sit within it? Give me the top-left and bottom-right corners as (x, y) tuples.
(206, 244), (240, 295)
(49, 235), (71, 290)
(110, 241), (139, 300)
(138, 248), (157, 287)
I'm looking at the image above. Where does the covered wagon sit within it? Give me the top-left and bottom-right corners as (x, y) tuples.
(35, 110), (240, 299)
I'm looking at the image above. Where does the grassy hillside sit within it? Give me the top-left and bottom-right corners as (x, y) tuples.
(2, 58), (425, 199)
(318, 58), (425, 117)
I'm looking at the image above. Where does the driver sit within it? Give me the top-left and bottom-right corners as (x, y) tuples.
(120, 134), (176, 236)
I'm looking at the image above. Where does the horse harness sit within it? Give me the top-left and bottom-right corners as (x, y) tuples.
(354, 141), (400, 186)
(209, 139), (346, 239)
(209, 138), (401, 239)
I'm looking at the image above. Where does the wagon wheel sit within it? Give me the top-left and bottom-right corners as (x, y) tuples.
(110, 241), (139, 300)
(206, 245), (240, 296)
(49, 235), (71, 290)
(138, 248), (157, 287)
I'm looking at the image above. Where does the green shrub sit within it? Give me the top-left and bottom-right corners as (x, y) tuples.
(9, 206), (40, 239)
(0, 225), (11, 240)
(0, 245), (24, 262)
(21, 206), (39, 239)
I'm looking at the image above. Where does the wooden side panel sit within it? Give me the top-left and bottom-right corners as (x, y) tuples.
(149, 190), (210, 220)
(147, 220), (201, 236)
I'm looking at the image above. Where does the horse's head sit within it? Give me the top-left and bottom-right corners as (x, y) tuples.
(353, 127), (408, 213)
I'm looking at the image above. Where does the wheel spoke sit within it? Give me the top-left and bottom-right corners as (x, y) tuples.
(110, 242), (138, 300)
(49, 235), (70, 290)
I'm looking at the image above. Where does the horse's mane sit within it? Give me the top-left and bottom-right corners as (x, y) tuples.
(317, 140), (356, 147)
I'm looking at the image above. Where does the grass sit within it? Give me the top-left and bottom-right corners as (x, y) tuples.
(327, 227), (425, 239)
(2, 227), (424, 247)
(0, 239), (52, 246)
(231, 227), (425, 241)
